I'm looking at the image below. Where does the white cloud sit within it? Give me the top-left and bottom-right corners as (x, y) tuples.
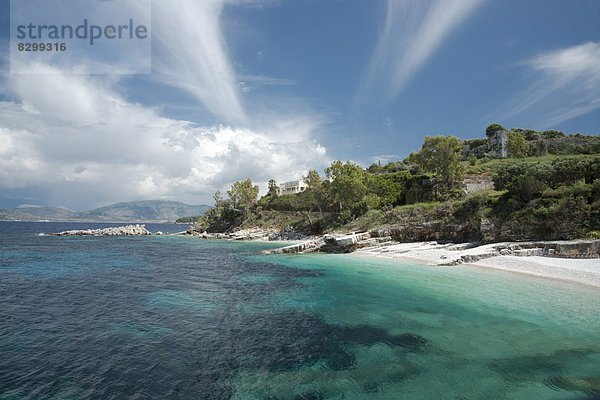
(0, 0), (330, 209)
(0, 69), (328, 208)
(362, 0), (483, 99)
(494, 42), (600, 127)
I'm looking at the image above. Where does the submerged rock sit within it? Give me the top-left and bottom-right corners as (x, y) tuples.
(545, 376), (600, 395)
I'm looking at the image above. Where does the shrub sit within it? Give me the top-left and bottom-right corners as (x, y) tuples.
(486, 123), (504, 136)
(468, 154), (477, 166)
(585, 231), (600, 239)
(337, 209), (353, 225)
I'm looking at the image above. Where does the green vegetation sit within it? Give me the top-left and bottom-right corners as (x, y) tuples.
(507, 130), (528, 158)
(486, 123), (505, 136)
(194, 126), (600, 241)
(488, 157), (600, 240)
(468, 126), (600, 160)
(416, 135), (465, 199)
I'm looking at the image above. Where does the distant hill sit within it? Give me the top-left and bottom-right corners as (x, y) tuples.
(0, 206), (78, 221)
(81, 201), (211, 222)
(0, 201), (211, 222)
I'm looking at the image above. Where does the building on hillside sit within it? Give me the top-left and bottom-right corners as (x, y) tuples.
(278, 179), (307, 196)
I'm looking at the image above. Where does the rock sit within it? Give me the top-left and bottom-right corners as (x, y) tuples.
(264, 232), (380, 255)
(50, 224), (151, 236)
(542, 240), (600, 258)
(186, 226), (311, 242)
(263, 238), (325, 254)
(321, 232), (373, 253)
(545, 376), (600, 395)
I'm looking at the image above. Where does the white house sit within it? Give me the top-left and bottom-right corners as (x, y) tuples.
(278, 179), (307, 196)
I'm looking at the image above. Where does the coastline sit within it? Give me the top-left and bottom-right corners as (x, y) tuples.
(352, 241), (600, 289)
(40, 222), (600, 288)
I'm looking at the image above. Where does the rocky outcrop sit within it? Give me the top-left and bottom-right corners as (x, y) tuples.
(50, 224), (151, 236)
(320, 232), (372, 253)
(264, 232), (393, 254)
(538, 240), (600, 258)
(463, 174), (494, 194)
(439, 240), (600, 265)
(487, 129), (508, 159)
(263, 238), (325, 254)
(187, 225), (310, 242)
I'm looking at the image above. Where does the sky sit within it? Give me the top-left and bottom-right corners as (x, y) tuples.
(0, 0), (599, 210)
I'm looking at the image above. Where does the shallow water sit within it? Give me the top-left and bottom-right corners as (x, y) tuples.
(1, 222), (599, 399)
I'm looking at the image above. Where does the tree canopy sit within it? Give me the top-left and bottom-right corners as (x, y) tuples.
(325, 161), (368, 211)
(227, 178), (259, 211)
(416, 135), (465, 199)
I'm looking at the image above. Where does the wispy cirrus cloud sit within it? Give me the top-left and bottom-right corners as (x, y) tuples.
(238, 75), (296, 93)
(151, 0), (248, 125)
(494, 42), (600, 128)
(361, 0), (483, 100)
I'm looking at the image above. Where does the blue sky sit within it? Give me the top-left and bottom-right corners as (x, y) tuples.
(0, 0), (599, 209)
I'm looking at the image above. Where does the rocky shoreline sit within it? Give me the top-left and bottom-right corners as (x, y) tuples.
(45, 223), (600, 287)
(47, 223), (600, 262)
(263, 231), (600, 260)
(262, 232), (600, 288)
(186, 225), (310, 241)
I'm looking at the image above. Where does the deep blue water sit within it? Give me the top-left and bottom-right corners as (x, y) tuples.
(1, 222), (599, 399)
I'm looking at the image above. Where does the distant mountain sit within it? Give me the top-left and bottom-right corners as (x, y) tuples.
(81, 201), (211, 222)
(0, 200), (211, 222)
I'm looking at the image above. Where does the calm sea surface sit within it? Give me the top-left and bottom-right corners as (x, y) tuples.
(1, 221), (599, 399)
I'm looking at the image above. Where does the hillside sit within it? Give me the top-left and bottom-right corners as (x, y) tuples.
(0, 201), (210, 222)
(0, 206), (78, 221)
(195, 125), (600, 243)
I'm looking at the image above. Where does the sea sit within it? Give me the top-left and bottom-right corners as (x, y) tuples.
(1, 221), (599, 400)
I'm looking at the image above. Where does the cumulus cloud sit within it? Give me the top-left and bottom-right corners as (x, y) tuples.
(0, 79), (328, 208)
(0, 0), (329, 209)
(361, 0), (483, 99)
(494, 42), (600, 127)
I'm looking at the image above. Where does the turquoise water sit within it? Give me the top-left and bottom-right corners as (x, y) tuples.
(239, 253), (600, 399)
(1, 222), (599, 399)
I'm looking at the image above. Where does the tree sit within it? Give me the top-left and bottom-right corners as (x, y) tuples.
(267, 179), (279, 196)
(417, 135), (465, 199)
(213, 190), (224, 206)
(486, 123), (505, 136)
(304, 169), (322, 190)
(303, 169), (326, 216)
(507, 131), (529, 158)
(227, 178), (259, 216)
(367, 171), (408, 208)
(325, 161), (368, 212)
